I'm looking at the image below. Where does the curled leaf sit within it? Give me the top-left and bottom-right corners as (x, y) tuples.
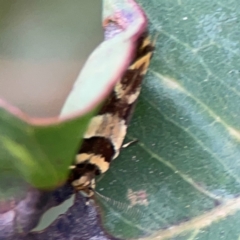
(0, 0), (148, 239)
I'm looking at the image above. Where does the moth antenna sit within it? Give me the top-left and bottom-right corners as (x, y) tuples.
(94, 190), (145, 219)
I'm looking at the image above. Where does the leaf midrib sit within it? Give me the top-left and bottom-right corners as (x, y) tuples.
(139, 196), (240, 240)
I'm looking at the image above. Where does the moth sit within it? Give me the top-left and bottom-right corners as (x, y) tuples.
(70, 32), (154, 197)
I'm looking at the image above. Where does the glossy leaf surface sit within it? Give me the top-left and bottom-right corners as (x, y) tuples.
(96, 1), (240, 239)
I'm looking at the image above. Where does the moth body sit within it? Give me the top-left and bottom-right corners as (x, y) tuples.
(71, 33), (154, 196)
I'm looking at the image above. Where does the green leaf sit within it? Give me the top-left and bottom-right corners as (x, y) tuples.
(0, 0), (103, 118)
(96, 0), (240, 239)
(0, 0), (147, 197)
(0, 0), (103, 195)
(0, 106), (95, 192)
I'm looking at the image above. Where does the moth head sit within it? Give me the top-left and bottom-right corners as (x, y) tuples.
(72, 174), (96, 197)
(70, 152), (109, 197)
(71, 163), (100, 197)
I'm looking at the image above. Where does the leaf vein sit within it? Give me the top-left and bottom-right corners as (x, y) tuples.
(135, 141), (221, 202)
(146, 71), (240, 184)
(139, 196), (240, 240)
